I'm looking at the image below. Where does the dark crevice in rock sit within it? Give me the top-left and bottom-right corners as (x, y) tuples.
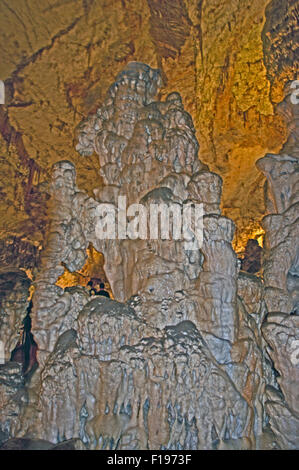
(147, 0), (192, 59)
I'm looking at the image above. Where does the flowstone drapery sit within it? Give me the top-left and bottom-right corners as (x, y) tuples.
(256, 81), (299, 448)
(0, 63), (298, 450)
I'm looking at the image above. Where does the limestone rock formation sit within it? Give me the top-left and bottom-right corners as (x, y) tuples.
(0, 270), (31, 363)
(0, 0), (297, 263)
(255, 81), (299, 449)
(0, 362), (26, 444)
(0, 63), (297, 450)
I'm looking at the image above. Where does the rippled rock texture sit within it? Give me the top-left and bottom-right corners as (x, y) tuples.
(0, 62), (297, 450)
(0, 0), (298, 263)
(256, 80), (299, 449)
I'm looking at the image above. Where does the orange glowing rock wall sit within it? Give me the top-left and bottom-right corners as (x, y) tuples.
(0, 0), (297, 264)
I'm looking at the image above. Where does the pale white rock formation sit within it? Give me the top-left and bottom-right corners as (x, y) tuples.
(0, 362), (26, 444)
(0, 65), (297, 450)
(0, 270), (31, 363)
(257, 81), (299, 316)
(256, 81), (299, 448)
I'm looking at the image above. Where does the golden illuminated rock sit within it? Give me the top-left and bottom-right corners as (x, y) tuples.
(0, 0), (297, 262)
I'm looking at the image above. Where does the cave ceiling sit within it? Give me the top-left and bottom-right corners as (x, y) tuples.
(0, 0), (297, 267)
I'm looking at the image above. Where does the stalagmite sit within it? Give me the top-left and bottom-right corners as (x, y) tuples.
(0, 64), (297, 450)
